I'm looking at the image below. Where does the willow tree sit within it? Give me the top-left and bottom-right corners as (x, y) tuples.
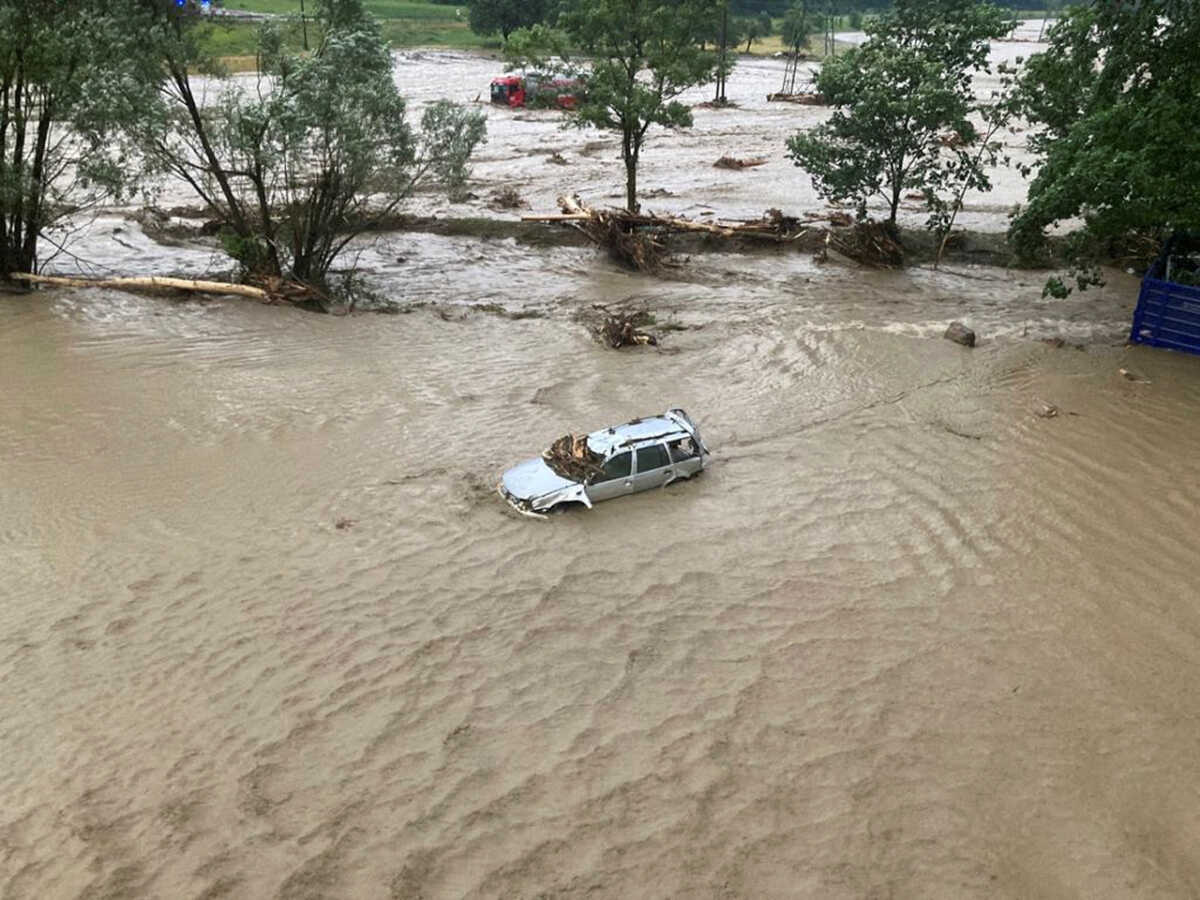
(560, 0), (721, 212)
(134, 0), (485, 287)
(0, 0), (155, 280)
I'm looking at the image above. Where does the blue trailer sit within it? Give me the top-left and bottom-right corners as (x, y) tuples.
(1129, 235), (1200, 355)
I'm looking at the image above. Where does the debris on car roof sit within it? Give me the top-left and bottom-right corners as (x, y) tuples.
(543, 434), (605, 482)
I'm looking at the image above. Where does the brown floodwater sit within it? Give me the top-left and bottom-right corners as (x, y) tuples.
(5, 39), (1200, 900)
(4, 234), (1200, 899)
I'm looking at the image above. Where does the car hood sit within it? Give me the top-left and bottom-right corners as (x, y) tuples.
(501, 457), (579, 500)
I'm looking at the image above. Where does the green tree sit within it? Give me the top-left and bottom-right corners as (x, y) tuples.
(468, 0), (549, 41)
(1010, 0), (1200, 280)
(741, 16), (763, 52)
(0, 0), (156, 279)
(558, 0), (721, 211)
(781, 3), (813, 52)
(134, 0), (485, 289)
(786, 0), (1012, 225)
(712, 1), (741, 103)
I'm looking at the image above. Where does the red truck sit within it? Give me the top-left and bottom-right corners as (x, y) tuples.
(490, 74), (583, 110)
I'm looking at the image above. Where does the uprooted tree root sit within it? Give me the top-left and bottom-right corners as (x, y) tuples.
(524, 196), (905, 271)
(579, 305), (660, 348)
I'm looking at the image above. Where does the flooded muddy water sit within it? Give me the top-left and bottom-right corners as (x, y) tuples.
(5, 40), (1200, 900)
(5, 235), (1200, 899)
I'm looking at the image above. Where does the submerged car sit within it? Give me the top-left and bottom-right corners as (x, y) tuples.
(499, 408), (708, 515)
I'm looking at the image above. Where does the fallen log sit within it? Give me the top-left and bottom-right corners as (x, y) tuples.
(11, 272), (270, 300)
(11, 272), (332, 312)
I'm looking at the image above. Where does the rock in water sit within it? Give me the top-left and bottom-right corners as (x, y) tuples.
(944, 321), (976, 347)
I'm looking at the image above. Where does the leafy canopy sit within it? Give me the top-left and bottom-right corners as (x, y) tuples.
(467, 0), (551, 40)
(786, 0), (1013, 225)
(0, 0), (159, 277)
(1010, 0), (1200, 272)
(558, 0), (722, 211)
(137, 0), (485, 288)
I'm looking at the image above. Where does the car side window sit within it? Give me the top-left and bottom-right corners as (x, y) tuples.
(594, 451), (632, 482)
(668, 438), (696, 462)
(637, 443), (670, 473)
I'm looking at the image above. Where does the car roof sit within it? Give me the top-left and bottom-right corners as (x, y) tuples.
(586, 414), (690, 456)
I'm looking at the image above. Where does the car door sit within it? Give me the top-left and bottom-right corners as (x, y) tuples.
(667, 438), (702, 477)
(585, 450), (633, 503)
(632, 442), (673, 493)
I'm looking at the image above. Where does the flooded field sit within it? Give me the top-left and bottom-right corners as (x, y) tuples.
(5, 40), (1200, 900)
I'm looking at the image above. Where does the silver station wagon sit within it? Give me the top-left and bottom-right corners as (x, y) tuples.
(499, 408), (709, 516)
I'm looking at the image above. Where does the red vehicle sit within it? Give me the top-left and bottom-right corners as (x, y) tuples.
(490, 75), (526, 108)
(490, 74), (583, 110)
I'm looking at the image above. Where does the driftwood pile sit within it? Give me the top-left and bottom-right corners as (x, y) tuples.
(589, 309), (659, 348)
(713, 155), (769, 170)
(524, 196), (904, 271)
(543, 433), (605, 482)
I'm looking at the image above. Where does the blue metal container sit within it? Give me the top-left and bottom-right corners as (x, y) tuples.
(1130, 236), (1200, 354)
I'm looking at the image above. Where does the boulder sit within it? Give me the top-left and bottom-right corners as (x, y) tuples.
(944, 321), (976, 347)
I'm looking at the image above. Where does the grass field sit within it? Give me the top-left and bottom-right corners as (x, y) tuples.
(210, 0), (496, 54)
(209, 1), (864, 62)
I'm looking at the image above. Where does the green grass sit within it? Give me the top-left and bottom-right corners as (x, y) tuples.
(229, 0), (466, 18)
(207, 1), (496, 55)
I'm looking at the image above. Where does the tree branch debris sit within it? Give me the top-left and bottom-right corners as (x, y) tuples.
(523, 195), (903, 271)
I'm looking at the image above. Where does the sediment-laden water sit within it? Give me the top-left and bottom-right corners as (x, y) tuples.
(5, 234), (1200, 898)
(5, 37), (1200, 900)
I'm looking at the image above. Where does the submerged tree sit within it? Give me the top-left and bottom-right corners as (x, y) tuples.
(559, 0), (721, 212)
(0, 0), (156, 280)
(1010, 0), (1200, 288)
(133, 0), (485, 288)
(786, 0), (1013, 226)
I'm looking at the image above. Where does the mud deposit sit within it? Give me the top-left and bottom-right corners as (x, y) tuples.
(5, 37), (1200, 900)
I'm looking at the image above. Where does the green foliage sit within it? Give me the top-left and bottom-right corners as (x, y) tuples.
(781, 4), (813, 49)
(740, 16), (763, 51)
(467, 0), (549, 39)
(786, 0), (1013, 224)
(139, 0), (485, 286)
(1010, 0), (1200, 282)
(554, 0), (721, 211)
(0, 0), (158, 277)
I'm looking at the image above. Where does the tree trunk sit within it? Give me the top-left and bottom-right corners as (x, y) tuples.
(888, 180), (902, 224)
(623, 132), (639, 213)
(716, 3), (729, 103)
